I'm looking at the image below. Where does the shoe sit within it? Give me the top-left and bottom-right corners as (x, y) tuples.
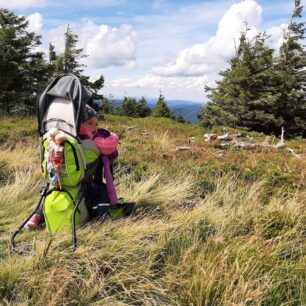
(122, 202), (136, 216)
(24, 214), (42, 230)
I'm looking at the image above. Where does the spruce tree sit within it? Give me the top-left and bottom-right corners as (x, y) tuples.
(176, 114), (186, 123)
(51, 25), (105, 102)
(49, 43), (57, 64)
(0, 9), (50, 115)
(116, 96), (151, 117)
(153, 94), (172, 118)
(62, 25), (85, 75)
(81, 74), (104, 102)
(137, 97), (152, 117)
(199, 1), (305, 136)
(275, 0), (306, 136)
(99, 97), (115, 114)
(118, 97), (139, 117)
(198, 31), (282, 134)
(238, 32), (283, 134)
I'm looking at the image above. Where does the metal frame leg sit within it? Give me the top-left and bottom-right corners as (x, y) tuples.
(71, 187), (85, 251)
(10, 183), (49, 255)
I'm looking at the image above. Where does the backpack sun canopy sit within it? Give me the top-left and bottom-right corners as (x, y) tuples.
(38, 74), (92, 137)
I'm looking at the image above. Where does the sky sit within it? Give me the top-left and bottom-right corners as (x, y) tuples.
(1, 0), (304, 102)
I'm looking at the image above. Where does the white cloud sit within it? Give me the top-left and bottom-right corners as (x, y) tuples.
(47, 20), (137, 69)
(79, 21), (137, 68)
(265, 24), (288, 51)
(151, 0), (263, 77)
(111, 74), (209, 90)
(135, 0), (235, 65)
(26, 12), (43, 33)
(102, 73), (211, 101)
(0, 0), (46, 9)
(46, 25), (67, 53)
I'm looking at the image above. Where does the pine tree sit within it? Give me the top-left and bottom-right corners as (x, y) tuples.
(0, 9), (50, 115)
(153, 94), (172, 118)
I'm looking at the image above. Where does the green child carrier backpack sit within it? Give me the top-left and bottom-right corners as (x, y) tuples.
(38, 74), (101, 237)
(10, 74), (100, 254)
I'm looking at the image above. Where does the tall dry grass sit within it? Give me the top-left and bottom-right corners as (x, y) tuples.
(0, 169), (41, 206)
(0, 140), (41, 223)
(152, 131), (173, 152)
(116, 171), (194, 209)
(0, 140), (39, 171)
(1, 174), (304, 305)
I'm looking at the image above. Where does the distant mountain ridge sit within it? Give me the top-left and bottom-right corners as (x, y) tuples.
(106, 98), (205, 123)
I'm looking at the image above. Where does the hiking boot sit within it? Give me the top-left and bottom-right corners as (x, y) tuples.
(24, 214), (42, 230)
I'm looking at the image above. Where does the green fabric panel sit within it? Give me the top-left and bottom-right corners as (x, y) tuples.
(62, 137), (83, 186)
(84, 149), (99, 178)
(44, 186), (80, 233)
(84, 148), (99, 164)
(42, 140), (49, 180)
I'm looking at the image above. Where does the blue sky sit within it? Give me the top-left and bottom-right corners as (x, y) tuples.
(1, 0), (304, 102)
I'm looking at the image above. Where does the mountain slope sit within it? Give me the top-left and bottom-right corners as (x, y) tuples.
(0, 115), (305, 305)
(105, 98), (205, 123)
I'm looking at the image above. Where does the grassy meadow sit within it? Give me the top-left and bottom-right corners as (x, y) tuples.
(0, 115), (305, 305)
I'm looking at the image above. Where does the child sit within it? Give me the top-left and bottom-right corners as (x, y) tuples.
(80, 106), (134, 218)
(81, 105), (99, 137)
(80, 105), (119, 218)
